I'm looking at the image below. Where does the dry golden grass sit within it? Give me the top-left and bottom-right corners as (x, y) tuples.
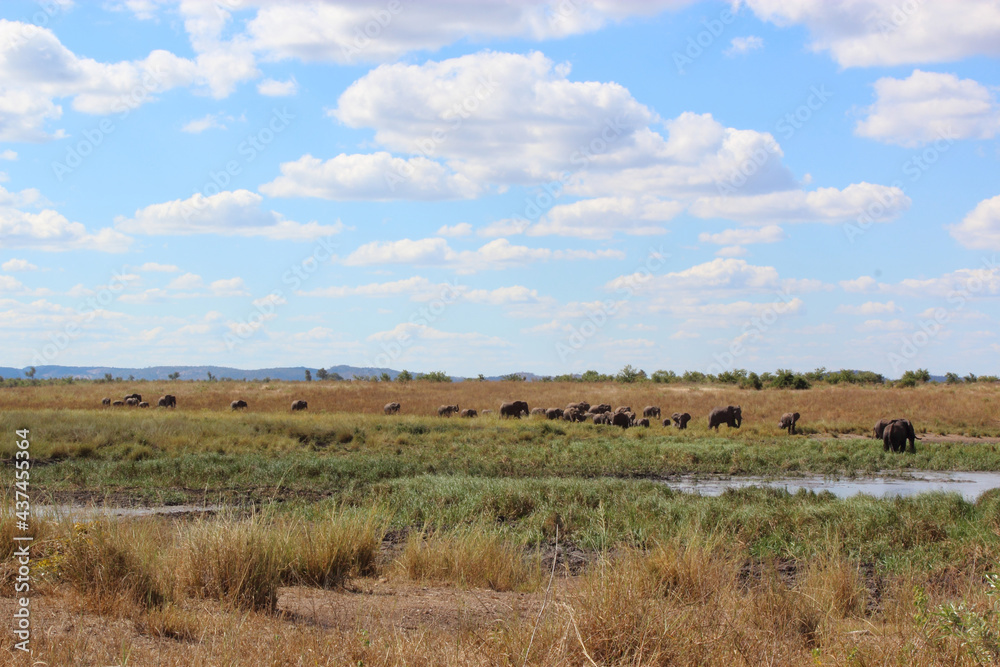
(3, 379), (999, 434)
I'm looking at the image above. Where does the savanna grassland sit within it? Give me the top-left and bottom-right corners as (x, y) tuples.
(3, 380), (1000, 665)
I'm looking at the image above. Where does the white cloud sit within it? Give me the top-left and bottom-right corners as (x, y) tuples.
(367, 322), (512, 348)
(715, 245), (747, 257)
(856, 319), (911, 332)
(526, 196), (684, 239)
(836, 301), (900, 315)
(344, 237), (622, 273)
(608, 258), (788, 294)
(0, 203), (131, 252)
(244, 1), (694, 64)
(840, 267), (1000, 298)
(260, 153), (482, 201)
(724, 36), (764, 56)
(436, 223), (473, 238)
(116, 190), (345, 240)
(0, 275), (49, 296)
(949, 195), (1000, 250)
(840, 276), (878, 293)
(210, 277), (249, 296)
(300, 276), (438, 299)
(856, 71), (1000, 147)
(0, 150), (16, 160)
(256, 77), (298, 97)
(181, 112), (232, 133)
(743, 0), (1000, 67)
(136, 262), (180, 272)
(670, 330), (699, 339)
(2, 259), (37, 271)
(167, 272), (204, 290)
(690, 183), (909, 224)
(699, 225), (785, 245)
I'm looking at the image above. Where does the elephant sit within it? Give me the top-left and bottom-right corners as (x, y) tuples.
(566, 402), (591, 414)
(612, 412), (632, 429)
(124, 393), (142, 403)
(158, 394), (177, 408)
(101, 397), (111, 406)
(567, 409), (588, 423)
(499, 401), (529, 418)
(643, 406), (661, 419)
(662, 418), (672, 427)
(671, 412), (692, 430)
(231, 399), (248, 410)
(112, 400), (125, 406)
(481, 409), (494, 416)
(883, 418), (917, 453)
(546, 408), (564, 420)
(291, 400), (308, 411)
(138, 402), (150, 408)
(873, 418), (892, 439)
(615, 406), (633, 415)
(778, 412), (800, 435)
(636, 418), (650, 428)
(438, 404), (460, 417)
(594, 413), (611, 425)
(530, 407), (547, 417)
(384, 402), (401, 415)
(591, 404), (612, 414)
(709, 405), (742, 430)
(125, 397), (139, 407)
(460, 408), (478, 418)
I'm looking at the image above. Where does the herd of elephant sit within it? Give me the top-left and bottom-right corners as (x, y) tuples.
(98, 393), (915, 453)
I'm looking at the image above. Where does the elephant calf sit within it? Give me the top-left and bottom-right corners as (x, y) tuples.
(530, 407), (547, 417)
(636, 418), (650, 428)
(460, 408), (478, 418)
(643, 406), (661, 419)
(384, 402), (401, 415)
(291, 400), (308, 411)
(438, 404), (460, 417)
(778, 412), (800, 434)
(671, 412), (691, 429)
(101, 397), (111, 406)
(546, 408), (564, 420)
(138, 401), (150, 408)
(594, 413), (611, 425)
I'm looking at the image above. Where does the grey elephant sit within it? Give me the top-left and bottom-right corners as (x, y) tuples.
(643, 406), (661, 418)
(873, 418), (892, 439)
(636, 418), (650, 428)
(546, 408), (564, 420)
(138, 401), (150, 408)
(708, 405), (742, 430)
(112, 400), (125, 406)
(530, 407), (547, 417)
(593, 413), (611, 425)
(591, 404), (612, 414)
(124, 393), (142, 403)
(612, 412), (632, 429)
(158, 394), (177, 408)
(671, 412), (691, 429)
(562, 408), (587, 422)
(614, 406), (632, 415)
(500, 400), (529, 418)
(778, 412), (800, 434)
(481, 409), (493, 416)
(384, 402), (401, 415)
(101, 397), (111, 406)
(231, 399), (248, 410)
(460, 408), (478, 418)
(291, 400), (308, 411)
(883, 418), (917, 453)
(438, 404), (460, 417)
(125, 397), (139, 407)
(566, 402), (591, 414)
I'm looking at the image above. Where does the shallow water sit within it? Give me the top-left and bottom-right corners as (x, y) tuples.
(664, 471), (1000, 501)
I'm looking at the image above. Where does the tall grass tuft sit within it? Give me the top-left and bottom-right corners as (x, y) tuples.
(282, 507), (385, 587)
(398, 528), (540, 591)
(60, 519), (170, 612)
(176, 512), (285, 611)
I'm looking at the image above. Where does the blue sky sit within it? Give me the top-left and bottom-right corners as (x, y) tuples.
(1, 0), (998, 377)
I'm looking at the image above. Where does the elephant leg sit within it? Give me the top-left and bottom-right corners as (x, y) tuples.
(883, 437), (890, 452)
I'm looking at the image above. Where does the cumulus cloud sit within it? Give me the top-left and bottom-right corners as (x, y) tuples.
(181, 112), (233, 133)
(260, 153), (482, 200)
(743, 0), (1000, 67)
(0, 201), (130, 252)
(839, 267), (1000, 298)
(436, 222), (473, 237)
(1, 258), (37, 271)
(698, 225), (786, 245)
(136, 262), (180, 272)
(256, 77), (298, 96)
(949, 195), (1000, 250)
(115, 189), (345, 240)
(526, 196), (684, 239)
(367, 322), (511, 348)
(856, 70), (1000, 147)
(724, 36), (764, 56)
(836, 301), (900, 315)
(689, 183), (909, 225)
(343, 237), (622, 273)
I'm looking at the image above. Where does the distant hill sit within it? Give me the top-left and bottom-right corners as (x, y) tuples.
(0, 365), (401, 382)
